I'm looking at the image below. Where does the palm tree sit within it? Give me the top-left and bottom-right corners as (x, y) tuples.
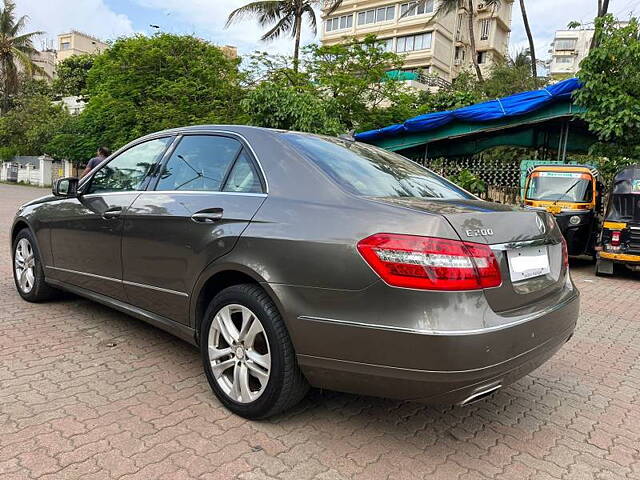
(509, 48), (532, 69)
(226, 0), (343, 71)
(597, 0), (610, 17)
(590, 0), (611, 50)
(0, 0), (45, 113)
(518, 0), (537, 78)
(405, 0), (501, 81)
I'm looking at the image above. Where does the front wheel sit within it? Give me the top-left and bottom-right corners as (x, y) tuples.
(200, 284), (308, 419)
(12, 228), (58, 302)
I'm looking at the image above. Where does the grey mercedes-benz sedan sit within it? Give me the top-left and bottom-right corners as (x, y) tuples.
(11, 126), (579, 419)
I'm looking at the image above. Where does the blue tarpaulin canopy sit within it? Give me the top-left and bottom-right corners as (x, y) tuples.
(355, 77), (583, 143)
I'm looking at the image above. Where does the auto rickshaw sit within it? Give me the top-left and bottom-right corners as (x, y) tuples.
(595, 165), (640, 275)
(523, 164), (603, 257)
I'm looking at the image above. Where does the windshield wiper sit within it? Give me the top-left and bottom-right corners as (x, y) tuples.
(552, 180), (582, 206)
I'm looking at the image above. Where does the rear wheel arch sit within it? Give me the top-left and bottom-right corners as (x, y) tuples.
(192, 268), (286, 345)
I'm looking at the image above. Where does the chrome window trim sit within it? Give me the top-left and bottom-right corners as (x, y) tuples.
(136, 190), (267, 198)
(79, 191), (143, 198)
(46, 266), (189, 297)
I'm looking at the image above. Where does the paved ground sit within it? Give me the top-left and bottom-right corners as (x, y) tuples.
(1, 183), (639, 480)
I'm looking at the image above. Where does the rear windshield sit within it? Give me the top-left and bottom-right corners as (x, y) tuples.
(283, 134), (472, 199)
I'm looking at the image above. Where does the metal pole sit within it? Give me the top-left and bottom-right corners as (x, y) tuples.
(561, 121), (570, 163)
(556, 122), (566, 162)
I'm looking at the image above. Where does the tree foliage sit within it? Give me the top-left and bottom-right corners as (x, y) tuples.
(304, 37), (407, 129)
(47, 34), (246, 162)
(52, 54), (95, 98)
(0, 79), (70, 159)
(242, 81), (342, 134)
(575, 16), (640, 153)
(242, 36), (410, 133)
(0, 0), (46, 113)
(0, 28), (558, 169)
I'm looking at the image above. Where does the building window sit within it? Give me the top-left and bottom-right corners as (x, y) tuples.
(554, 56), (574, 64)
(396, 32), (433, 53)
(477, 51), (487, 64)
(456, 13), (464, 40)
(357, 6), (394, 26)
(455, 46), (465, 61)
(554, 38), (577, 50)
(377, 38), (394, 52)
(479, 19), (490, 40)
(326, 14), (353, 32)
(60, 42), (71, 50)
(400, 0), (435, 17)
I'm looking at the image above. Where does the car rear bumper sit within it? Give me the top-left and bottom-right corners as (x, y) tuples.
(293, 290), (579, 403)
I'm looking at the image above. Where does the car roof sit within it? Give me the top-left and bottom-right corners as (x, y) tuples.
(147, 124), (288, 138)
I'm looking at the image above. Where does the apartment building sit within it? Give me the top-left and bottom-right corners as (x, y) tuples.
(547, 28), (594, 78)
(31, 49), (57, 80)
(220, 45), (239, 59)
(57, 31), (108, 63)
(321, 0), (513, 85)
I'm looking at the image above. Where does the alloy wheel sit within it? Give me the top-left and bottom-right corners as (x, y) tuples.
(15, 238), (36, 294)
(207, 304), (271, 403)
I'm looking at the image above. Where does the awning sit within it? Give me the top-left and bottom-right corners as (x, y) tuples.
(355, 77), (583, 143)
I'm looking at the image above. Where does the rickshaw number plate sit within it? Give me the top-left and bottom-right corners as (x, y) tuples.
(507, 246), (550, 282)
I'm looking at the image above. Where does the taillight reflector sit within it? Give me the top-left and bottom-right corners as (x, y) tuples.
(561, 236), (569, 267)
(357, 233), (501, 291)
(611, 231), (621, 246)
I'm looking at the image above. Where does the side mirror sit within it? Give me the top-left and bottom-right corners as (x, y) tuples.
(52, 177), (79, 197)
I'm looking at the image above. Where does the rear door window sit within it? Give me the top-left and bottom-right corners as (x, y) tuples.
(222, 149), (263, 194)
(156, 135), (243, 192)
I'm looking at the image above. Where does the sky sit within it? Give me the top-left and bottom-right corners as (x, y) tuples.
(14, 0), (640, 61)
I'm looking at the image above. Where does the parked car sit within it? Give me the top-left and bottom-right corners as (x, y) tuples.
(11, 126), (579, 419)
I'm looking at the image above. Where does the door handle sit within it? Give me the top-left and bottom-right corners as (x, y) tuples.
(102, 207), (122, 220)
(191, 208), (224, 223)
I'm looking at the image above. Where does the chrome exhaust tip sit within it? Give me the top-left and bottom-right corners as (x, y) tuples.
(459, 383), (502, 406)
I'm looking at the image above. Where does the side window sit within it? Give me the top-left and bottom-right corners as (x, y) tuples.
(223, 149), (263, 193)
(156, 135), (242, 192)
(88, 137), (171, 194)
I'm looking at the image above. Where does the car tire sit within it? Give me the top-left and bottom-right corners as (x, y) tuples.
(200, 283), (309, 419)
(12, 228), (59, 302)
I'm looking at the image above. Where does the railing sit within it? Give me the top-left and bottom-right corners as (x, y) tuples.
(415, 73), (451, 89)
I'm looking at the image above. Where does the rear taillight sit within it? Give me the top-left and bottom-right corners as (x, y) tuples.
(561, 236), (569, 267)
(357, 233), (501, 291)
(611, 231), (621, 246)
